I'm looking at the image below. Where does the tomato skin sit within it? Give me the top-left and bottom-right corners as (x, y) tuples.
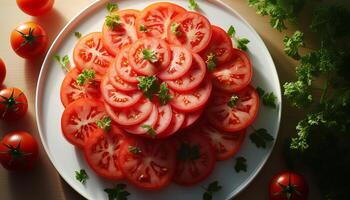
(0, 58), (6, 85)
(0, 88), (28, 121)
(10, 22), (48, 59)
(181, 109), (203, 128)
(16, 0), (54, 16)
(122, 104), (158, 135)
(0, 131), (39, 171)
(269, 171), (309, 200)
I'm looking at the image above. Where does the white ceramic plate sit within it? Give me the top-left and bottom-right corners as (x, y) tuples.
(36, 0), (281, 199)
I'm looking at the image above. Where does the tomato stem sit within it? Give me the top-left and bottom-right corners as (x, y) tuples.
(15, 28), (43, 51)
(0, 89), (27, 118)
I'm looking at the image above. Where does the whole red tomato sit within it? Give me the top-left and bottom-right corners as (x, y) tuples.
(0, 58), (6, 85)
(10, 22), (48, 59)
(0, 131), (39, 171)
(269, 171), (309, 200)
(16, 0), (54, 16)
(0, 88), (28, 121)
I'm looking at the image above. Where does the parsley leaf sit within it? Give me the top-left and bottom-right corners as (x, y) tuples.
(227, 95), (239, 108)
(104, 184), (130, 200)
(158, 82), (172, 105)
(128, 146), (142, 154)
(256, 87), (277, 108)
(283, 31), (304, 60)
(53, 54), (71, 72)
(96, 116), (112, 132)
(249, 128), (274, 148)
(227, 25), (250, 51)
(188, 0), (198, 11)
(284, 81), (312, 108)
(105, 14), (120, 30)
(75, 169), (88, 184)
(234, 156), (247, 173)
(137, 76), (159, 100)
(139, 24), (148, 32)
(203, 181), (222, 200)
(74, 31), (82, 39)
(171, 23), (182, 36)
(141, 124), (156, 138)
(142, 49), (158, 63)
(106, 2), (118, 13)
(177, 143), (200, 161)
(76, 69), (95, 86)
(206, 53), (217, 71)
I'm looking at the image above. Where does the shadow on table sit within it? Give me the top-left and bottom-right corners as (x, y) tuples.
(59, 177), (86, 200)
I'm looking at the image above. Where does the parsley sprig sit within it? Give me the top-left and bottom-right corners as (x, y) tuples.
(105, 2), (120, 30)
(137, 76), (172, 104)
(188, 0), (198, 11)
(206, 53), (217, 71)
(158, 83), (172, 105)
(104, 184), (130, 200)
(171, 23), (182, 36)
(141, 124), (156, 138)
(53, 54), (71, 72)
(76, 69), (95, 86)
(234, 156), (247, 173)
(249, 128), (274, 148)
(96, 116), (112, 132)
(142, 49), (158, 63)
(75, 169), (88, 184)
(256, 87), (277, 108)
(227, 26), (250, 51)
(202, 181), (222, 200)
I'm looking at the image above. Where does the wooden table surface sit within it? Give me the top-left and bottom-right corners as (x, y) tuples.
(0, 0), (323, 199)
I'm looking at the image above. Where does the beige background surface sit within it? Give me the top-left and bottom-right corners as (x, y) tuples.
(0, 0), (323, 199)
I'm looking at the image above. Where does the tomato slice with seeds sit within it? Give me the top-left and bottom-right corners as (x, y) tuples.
(167, 12), (212, 53)
(200, 25), (233, 65)
(73, 32), (114, 80)
(84, 124), (126, 180)
(211, 48), (252, 92)
(101, 75), (142, 108)
(170, 79), (212, 112)
(128, 38), (171, 76)
(166, 53), (206, 92)
(206, 85), (259, 132)
(152, 103), (172, 136)
(136, 2), (186, 40)
(181, 109), (203, 128)
(60, 68), (101, 107)
(61, 98), (107, 148)
(174, 130), (216, 186)
(108, 59), (138, 92)
(158, 45), (192, 81)
(115, 47), (140, 84)
(105, 98), (153, 126)
(102, 9), (140, 56)
(118, 136), (176, 190)
(158, 109), (185, 138)
(122, 104), (158, 135)
(202, 123), (246, 160)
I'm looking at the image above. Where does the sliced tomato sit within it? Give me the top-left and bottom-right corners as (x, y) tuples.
(115, 46), (139, 84)
(105, 98), (153, 126)
(167, 12), (212, 53)
(136, 2), (186, 40)
(152, 103), (172, 136)
(84, 124), (126, 180)
(158, 45), (192, 80)
(61, 98), (107, 148)
(200, 25), (233, 65)
(174, 130), (216, 186)
(118, 136), (176, 190)
(128, 38), (171, 76)
(181, 109), (203, 128)
(102, 9), (140, 56)
(122, 104), (158, 135)
(73, 32), (114, 80)
(202, 123), (246, 160)
(211, 48), (252, 92)
(206, 85), (259, 132)
(170, 79), (212, 112)
(60, 68), (101, 107)
(101, 75), (142, 108)
(166, 53), (206, 92)
(158, 109), (185, 138)
(108, 59), (138, 92)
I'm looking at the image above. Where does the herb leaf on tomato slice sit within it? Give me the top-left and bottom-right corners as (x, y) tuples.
(76, 69), (95, 86)
(227, 95), (239, 108)
(139, 24), (148, 32)
(249, 128), (274, 148)
(206, 53), (217, 71)
(235, 156), (247, 173)
(128, 146), (142, 154)
(137, 76), (159, 100)
(142, 49), (158, 63)
(158, 82), (172, 105)
(141, 124), (156, 138)
(106, 2), (118, 13)
(75, 169), (89, 184)
(96, 116), (112, 132)
(104, 184), (130, 200)
(171, 23), (182, 36)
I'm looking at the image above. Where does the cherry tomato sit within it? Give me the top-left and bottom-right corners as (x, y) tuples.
(84, 124), (126, 180)
(0, 131), (38, 171)
(206, 85), (259, 132)
(167, 12), (212, 53)
(122, 104), (158, 135)
(211, 48), (252, 92)
(102, 9), (140, 56)
(136, 2), (186, 40)
(108, 60), (138, 92)
(0, 58), (6, 85)
(73, 32), (114, 80)
(61, 98), (107, 148)
(118, 136), (176, 190)
(16, 0), (54, 16)
(10, 22), (48, 59)
(0, 88), (28, 121)
(269, 171), (309, 200)
(60, 68), (101, 107)
(115, 46), (140, 84)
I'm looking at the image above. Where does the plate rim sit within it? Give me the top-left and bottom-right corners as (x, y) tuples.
(35, 0), (282, 199)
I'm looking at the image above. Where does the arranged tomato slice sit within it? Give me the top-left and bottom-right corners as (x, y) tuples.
(153, 103), (173, 136)
(211, 48), (252, 92)
(118, 136), (176, 190)
(105, 98), (153, 126)
(202, 123), (246, 160)
(158, 109), (185, 138)
(128, 38), (171, 76)
(73, 32), (114, 80)
(158, 45), (192, 80)
(136, 2), (186, 40)
(115, 47), (140, 84)
(102, 9), (140, 56)
(181, 109), (203, 128)
(166, 53), (206, 92)
(200, 25), (233, 65)
(108, 60), (138, 92)
(84, 124), (126, 180)
(101, 75), (142, 108)
(60, 68), (101, 107)
(167, 12), (212, 53)
(61, 98), (107, 148)
(206, 85), (259, 132)
(122, 104), (158, 135)
(174, 130), (216, 185)
(170, 79), (212, 112)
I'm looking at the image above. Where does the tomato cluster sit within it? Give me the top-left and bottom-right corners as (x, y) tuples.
(59, 2), (259, 190)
